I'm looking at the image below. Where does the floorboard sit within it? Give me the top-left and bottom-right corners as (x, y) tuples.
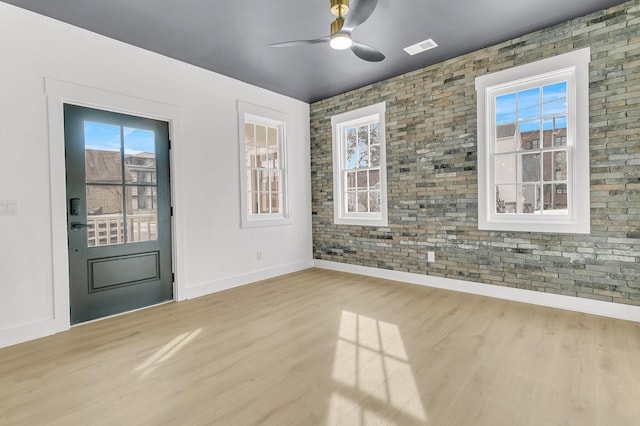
(1, 268), (639, 425)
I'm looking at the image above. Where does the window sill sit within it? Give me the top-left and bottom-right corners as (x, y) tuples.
(479, 216), (590, 234)
(334, 215), (387, 227)
(242, 216), (292, 229)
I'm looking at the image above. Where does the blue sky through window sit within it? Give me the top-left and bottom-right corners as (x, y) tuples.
(124, 127), (155, 154)
(84, 121), (155, 154)
(495, 81), (567, 131)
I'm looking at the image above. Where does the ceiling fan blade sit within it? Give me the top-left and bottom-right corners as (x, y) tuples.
(269, 36), (330, 47)
(344, 0), (379, 30)
(350, 41), (385, 62)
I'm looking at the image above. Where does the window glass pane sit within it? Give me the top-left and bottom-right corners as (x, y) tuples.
(520, 184), (541, 214)
(86, 184), (124, 246)
(543, 183), (568, 212)
(347, 192), (357, 213)
(358, 146), (369, 168)
(248, 192), (259, 214)
(543, 82), (567, 117)
(258, 151), (269, 168)
(126, 186), (157, 242)
(246, 170), (257, 193)
(520, 153), (540, 182)
(346, 127), (357, 170)
(255, 124), (266, 147)
(346, 127), (357, 150)
(543, 151), (567, 181)
(245, 123), (255, 144)
(357, 171), (368, 190)
(346, 171), (356, 190)
(370, 145), (380, 167)
(259, 192), (270, 214)
(543, 117), (568, 147)
(369, 191), (381, 213)
(495, 123), (517, 153)
(255, 125), (267, 167)
(261, 171), (270, 194)
(518, 120), (540, 151)
(517, 87), (541, 121)
(370, 123), (380, 145)
(267, 127), (278, 148)
(124, 127), (156, 184)
(496, 185), (517, 213)
(369, 170), (380, 189)
(245, 126), (256, 167)
(267, 127), (278, 164)
(246, 144), (256, 168)
(358, 125), (368, 148)
(270, 170), (280, 192)
(357, 192), (368, 213)
(496, 93), (516, 127)
(357, 126), (369, 168)
(271, 193), (280, 214)
(495, 154), (516, 184)
(84, 121), (122, 184)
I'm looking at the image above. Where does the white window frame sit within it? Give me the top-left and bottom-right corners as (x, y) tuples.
(331, 102), (388, 226)
(475, 48), (591, 234)
(237, 101), (291, 228)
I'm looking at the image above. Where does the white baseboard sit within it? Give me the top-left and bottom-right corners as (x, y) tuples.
(184, 259), (314, 300)
(313, 260), (640, 323)
(0, 317), (69, 349)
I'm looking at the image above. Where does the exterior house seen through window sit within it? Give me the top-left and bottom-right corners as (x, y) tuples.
(332, 102), (388, 227)
(493, 81), (568, 215)
(475, 48), (591, 234)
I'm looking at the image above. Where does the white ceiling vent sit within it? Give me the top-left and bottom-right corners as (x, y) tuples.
(403, 38), (438, 56)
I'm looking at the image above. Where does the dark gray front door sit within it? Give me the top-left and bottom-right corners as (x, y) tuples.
(64, 104), (173, 324)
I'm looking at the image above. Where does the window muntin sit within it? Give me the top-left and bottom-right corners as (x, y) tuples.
(237, 101), (291, 228)
(475, 48), (590, 234)
(332, 102), (387, 226)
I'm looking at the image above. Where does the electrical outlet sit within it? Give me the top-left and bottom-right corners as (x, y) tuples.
(257, 251), (262, 261)
(427, 251), (435, 263)
(0, 200), (17, 216)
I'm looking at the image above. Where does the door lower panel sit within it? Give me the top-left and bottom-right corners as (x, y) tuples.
(89, 251), (160, 292)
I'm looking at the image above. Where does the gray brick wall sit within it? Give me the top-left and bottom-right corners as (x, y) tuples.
(310, 1), (640, 306)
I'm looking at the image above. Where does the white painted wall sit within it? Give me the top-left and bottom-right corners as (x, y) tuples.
(0, 3), (312, 347)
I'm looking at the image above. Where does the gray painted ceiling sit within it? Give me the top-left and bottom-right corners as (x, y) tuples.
(2, 0), (628, 103)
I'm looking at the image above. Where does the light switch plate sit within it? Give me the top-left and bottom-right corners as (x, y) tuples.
(0, 200), (17, 216)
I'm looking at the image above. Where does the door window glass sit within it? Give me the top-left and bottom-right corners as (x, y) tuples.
(83, 121), (158, 246)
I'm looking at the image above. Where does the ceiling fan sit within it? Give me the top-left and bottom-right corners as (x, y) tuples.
(270, 0), (385, 62)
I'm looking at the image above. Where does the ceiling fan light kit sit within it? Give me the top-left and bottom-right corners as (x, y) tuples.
(330, 33), (353, 50)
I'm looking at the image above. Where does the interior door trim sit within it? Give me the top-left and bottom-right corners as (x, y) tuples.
(45, 78), (184, 334)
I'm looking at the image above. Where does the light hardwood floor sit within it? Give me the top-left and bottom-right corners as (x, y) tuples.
(1, 268), (639, 425)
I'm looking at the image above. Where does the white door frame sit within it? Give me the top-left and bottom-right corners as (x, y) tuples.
(45, 78), (186, 334)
